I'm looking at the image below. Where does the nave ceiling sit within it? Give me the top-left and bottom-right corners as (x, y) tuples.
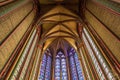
(36, 0), (85, 55)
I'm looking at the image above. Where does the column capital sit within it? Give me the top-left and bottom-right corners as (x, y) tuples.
(38, 44), (42, 49)
(78, 42), (84, 48)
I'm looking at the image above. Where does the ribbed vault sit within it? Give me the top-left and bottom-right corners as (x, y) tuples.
(37, 5), (83, 56)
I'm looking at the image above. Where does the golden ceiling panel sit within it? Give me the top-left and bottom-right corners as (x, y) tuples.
(46, 32), (73, 37)
(45, 25), (61, 35)
(45, 24), (74, 36)
(43, 15), (76, 22)
(58, 25), (75, 34)
(43, 38), (56, 51)
(41, 19), (79, 33)
(42, 22), (57, 32)
(41, 5), (79, 19)
(63, 21), (79, 36)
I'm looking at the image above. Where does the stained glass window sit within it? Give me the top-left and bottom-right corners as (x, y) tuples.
(45, 56), (52, 80)
(39, 54), (52, 80)
(69, 49), (84, 80)
(55, 57), (61, 80)
(83, 28), (115, 80)
(39, 49), (84, 80)
(39, 54), (47, 80)
(74, 53), (84, 80)
(70, 56), (78, 80)
(61, 58), (67, 80)
(55, 51), (68, 80)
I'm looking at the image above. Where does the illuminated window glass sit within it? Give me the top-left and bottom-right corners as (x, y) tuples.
(45, 56), (52, 80)
(61, 58), (67, 80)
(69, 49), (84, 80)
(83, 27), (115, 80)
(55, 57), (61, 80)
(39, 54), (47, 80)
(39, 54), (52, 80)
(74, 53), (84, 80)
(55, 51), (68, 80)
(39, 49), (84, 80)
(70, 56), (78, 80)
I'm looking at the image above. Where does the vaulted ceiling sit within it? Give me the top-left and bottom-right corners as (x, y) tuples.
(38, 0), (80, 16)
(37, 0), (85, 54)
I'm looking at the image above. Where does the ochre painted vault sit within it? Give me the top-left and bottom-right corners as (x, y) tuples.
(0, 0), (120, 80)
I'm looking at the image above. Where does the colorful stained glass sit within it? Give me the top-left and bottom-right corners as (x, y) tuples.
(55, 56), (61, 80)
(39, 54), (52, 80)
(61, 59), (67, 80)
(58, 51), (63, 55)
(55, 51), (68, 80)
(45, 56), (52, 80)
(61, 55), (65, 58)
(39, 49), (84, 80)
(69, 50), (84, 80)
(74, 53), (84, 80)
(70, 56), (78, 80)
(39, 54), (47, 80)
